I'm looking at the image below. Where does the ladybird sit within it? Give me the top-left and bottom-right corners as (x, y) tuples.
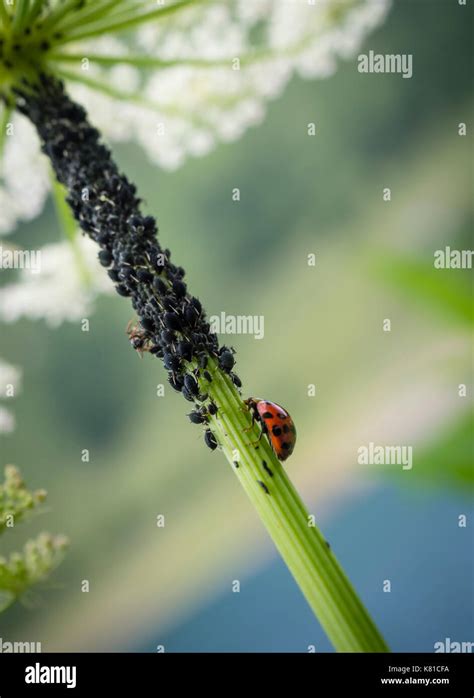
(244, 397), (297, 462)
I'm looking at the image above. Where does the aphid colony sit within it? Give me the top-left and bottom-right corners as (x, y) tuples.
(16, 76), (296, 465)
(128, 311), (297, 462)
(17, 81), (236, 447)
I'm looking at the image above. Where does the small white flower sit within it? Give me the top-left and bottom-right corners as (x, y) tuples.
(0, 237), (113, 327)
(0, 115), (50, 235)
(0, 407), (15, 433)
(0, 358), (21, 433)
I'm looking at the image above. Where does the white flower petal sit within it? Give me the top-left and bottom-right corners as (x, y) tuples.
(0, 0), (391, 232)
(0, 237), (113, 327)
(0, 406), (15, 433)
(0, 114), (49, 235)
(0, 357), (21, 433)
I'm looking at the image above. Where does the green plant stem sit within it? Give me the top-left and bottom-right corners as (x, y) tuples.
(0, 0), (11, 29)
(50, 172), (91, 285)
(38, 0), (83, 33)
(26, 0), (46, 24)
(205, 359), (389, 652)
(53, 0), (126, 33)
(55, 0), (201, 45)
(12, 0), (30, 32)
(49, 51), (234, 69)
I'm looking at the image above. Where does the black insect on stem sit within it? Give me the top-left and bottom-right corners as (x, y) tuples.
(187, 409), (208, 425)
(204, 429), (218, 451)
(262, 461), (273, 477)
(218, 347), (235, 372)
(13, 75), (226, 437)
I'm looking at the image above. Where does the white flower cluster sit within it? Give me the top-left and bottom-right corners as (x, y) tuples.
(0, 358), (21, 433)
(0, 116), (50, 235)
(0, 0), (390, 234)
(0, 0), (390, 324)
(72, 0), (390, 170)
(0, 237), (113, 326)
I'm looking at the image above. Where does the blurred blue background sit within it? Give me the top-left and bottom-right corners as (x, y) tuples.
(156, 488), (473, 652)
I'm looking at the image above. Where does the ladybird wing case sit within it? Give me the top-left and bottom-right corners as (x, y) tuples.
(256, 400), (296, 461)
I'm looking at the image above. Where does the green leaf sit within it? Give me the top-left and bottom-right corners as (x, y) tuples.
(388, 411), (473, 493)
(0, 466), (69, 613)
(0, 464), (47, 535)
(372, 252), (473, 326)
(0, 532), (69, 603)
(0, 588), (15, 612)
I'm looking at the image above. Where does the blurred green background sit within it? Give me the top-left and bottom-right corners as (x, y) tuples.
(1, 0), (472, 651)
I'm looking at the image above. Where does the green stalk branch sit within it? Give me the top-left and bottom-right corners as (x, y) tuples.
(53, 0), (127, 34)
(55, 0), (202, 46)
(47, 26), (328, 74)
(49, 52), (235, 69)
(50, 172), (91, 285)
(12, 0), (30, 32)
(206, 360), (389, 652)
(38, 0), (84, 33)
(0, 0), (11, 29)
(25, 0), (47, 24)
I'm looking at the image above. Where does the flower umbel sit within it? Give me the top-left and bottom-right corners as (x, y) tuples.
(0, 0), (390, 325)
(0, 0), (390, 234)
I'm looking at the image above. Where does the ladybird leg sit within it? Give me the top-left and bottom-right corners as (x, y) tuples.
(242, 411), (255, 432)
(242, 412), (254, 431)
(242, 402), (259, 432)
(243, 414), (262, 433)
(245, 421), (266, 445)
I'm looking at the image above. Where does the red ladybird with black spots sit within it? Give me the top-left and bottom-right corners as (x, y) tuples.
(244, 397), (297, 461)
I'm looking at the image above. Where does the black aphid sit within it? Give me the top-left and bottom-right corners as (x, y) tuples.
(204, 430), (218, 451)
